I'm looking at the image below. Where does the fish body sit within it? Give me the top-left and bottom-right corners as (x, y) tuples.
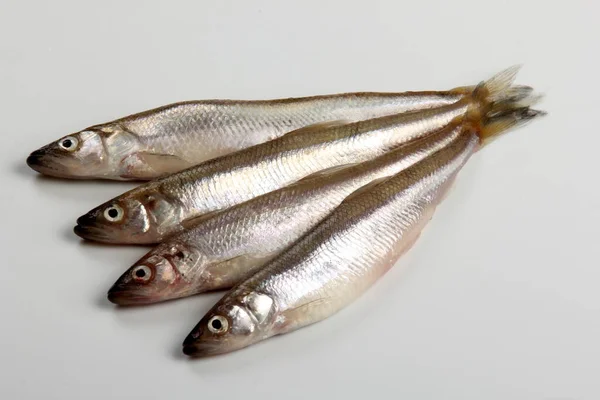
(181, 106), (545, 357)
(182, 126), (480, 357)
(107, 122), (464, 305)
(75, 100), (476, 244)
(26, 91), (471, 180)
(75, 67), (527, 244)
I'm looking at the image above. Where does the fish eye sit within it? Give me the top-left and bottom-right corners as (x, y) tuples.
(132, 265), (152, 282)
(207, 315), (229, 334)
(58, 136), (79, 152)
(103, 204), (123, 222)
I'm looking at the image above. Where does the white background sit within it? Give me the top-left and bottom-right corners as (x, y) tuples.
(1, 1), (598, 399)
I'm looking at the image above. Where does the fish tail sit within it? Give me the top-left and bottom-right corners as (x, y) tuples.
(451, 66), (519, 95)
(466, 66), (545, 125)
(491, 92), (545, 112)
(469, 66), (521, 114)
(452, 67), (538, 107)
(476, 107), (547, 145)
(479, 65), (522, 98)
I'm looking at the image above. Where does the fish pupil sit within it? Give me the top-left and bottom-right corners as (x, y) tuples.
(211, 319), (222, 330)
(135, 269), (146, 278)
(62, 139), (72, 148)
(108, 208), (119, 219)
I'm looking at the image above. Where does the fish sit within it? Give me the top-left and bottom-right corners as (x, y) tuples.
(74, 67), (528, 245)
(107, 120), (470, 305)
(180, 107), (546, 357)
(25, 79), (519, 180)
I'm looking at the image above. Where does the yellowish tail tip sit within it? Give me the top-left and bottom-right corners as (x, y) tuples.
(480, 108), (547, 145)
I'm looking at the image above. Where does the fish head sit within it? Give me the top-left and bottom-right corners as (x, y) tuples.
(74, 190), (184, 244)
(27, 124), (143, 179)
(182, 292), (277, 357)
(26, 129), (110, 179)
(107, 242), (207, 305)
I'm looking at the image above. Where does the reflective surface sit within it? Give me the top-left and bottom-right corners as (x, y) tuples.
(27, 92), (465, 180)
(108, 123), (464, 305)
(74, 103), (468, 244)
(182, 130), (480, 356)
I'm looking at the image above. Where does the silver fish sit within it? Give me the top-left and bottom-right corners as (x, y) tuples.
(27, 89), (482, 180)
(107, 122), (465, 305)
(180, 107), (545, 357)
(74, 68), (524, 244)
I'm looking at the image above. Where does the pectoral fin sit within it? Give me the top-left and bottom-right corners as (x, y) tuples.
(120, 152), (191, 179)
(277, 297), (332, 334)
(205, 253), (279, 290)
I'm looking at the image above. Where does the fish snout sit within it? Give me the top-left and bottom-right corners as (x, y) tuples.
(73, 223), (89, 239)
(106, 284), (123, 305)
(75, 213), (96, 228)
(182, 344), (200, 357)
(26, 147), (77, 178)
(26, 149), (59, 176)
(73, 214), (112, 242)
(181, 339), (229, 358)
(106, 283), (148, 306)
(182, 329), (208, 357)
(26, 150), (45, 170)
(181, 323), (241, 357)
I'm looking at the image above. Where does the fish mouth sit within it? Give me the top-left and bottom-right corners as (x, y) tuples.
(182, 329), (207, 357)
(181, 341), (234, 358)
(27, 147), (101, 179)
(107, 287), (153, 306)
(73, 222), (113, 243)
(26, 150), (75, 178)
(181, 329), (235, 358)
(26, 151), (58, 175)
(182, 336), (214, 357)
(182, 344), (204, 357)
(26, 151), (45, 170)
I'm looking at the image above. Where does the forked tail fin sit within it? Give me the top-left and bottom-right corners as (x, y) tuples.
(458, 66), (546, 136)
(457, 66), (543, 122)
